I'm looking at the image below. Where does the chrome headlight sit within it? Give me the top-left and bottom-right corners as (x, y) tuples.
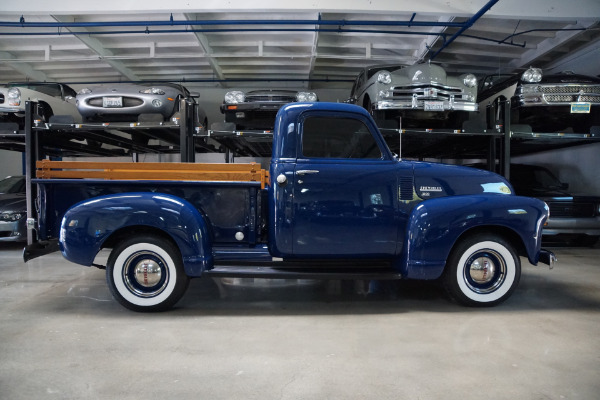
(296, 92), (318, 102)
(521, 68), (542, 83)
(7, 87), (21, 107)
(78, 88), (92, 95)
(224, 91), (245, 104)
(463, 74), (477, 88)
(0, 211), (23, 222)
(377, 71), (392, 85)
(140, 87), (166, 95)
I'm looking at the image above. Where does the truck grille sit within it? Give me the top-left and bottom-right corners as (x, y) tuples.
(245, 95), (296, 103)
(0, 93), (4, 103)
(547, 201), (596, 218)
(390, 84), (465, 100)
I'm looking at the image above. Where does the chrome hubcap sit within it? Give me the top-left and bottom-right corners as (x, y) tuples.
(464, 249), (506, 294)
(469, 257), (496, 285)
(123, 251), (169, 298)
(134, 259), (162, 288)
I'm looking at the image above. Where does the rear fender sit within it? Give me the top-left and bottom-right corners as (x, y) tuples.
(399, 195), (548, 279)
(59, 192), (212, 276)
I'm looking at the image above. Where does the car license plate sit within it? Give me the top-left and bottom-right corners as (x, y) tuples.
(103, 96), (123, 108)
(424, 101), (444, 111)
(571, 102), (591, 113)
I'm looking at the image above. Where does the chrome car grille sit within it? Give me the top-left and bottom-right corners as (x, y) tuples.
(547, 201), (596, 218)
(390, 84), (466, 100)
(0, 94), (4, 103)
(538, 85), (600, 94)
(87, 97), (144, 107)
(245, 95), (296, 102)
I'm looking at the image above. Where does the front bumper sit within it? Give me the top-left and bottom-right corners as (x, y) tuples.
(0, 106), (24, 114)
(0, 218), (26, 242)
(543, 216), (600, 236)
(374, 99), (478, 112)
(539, 249), (557, 269)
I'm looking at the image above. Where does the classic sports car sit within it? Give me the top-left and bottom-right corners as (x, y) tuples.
(477, 68), (600, 134)
(0, 82), (81, 127)
(0, 175), (27, 243)
(76, 82), (207, 127)
(219, 89), (318, 130)
(347, 63), (478, 130)
(509, 164), (600, 244)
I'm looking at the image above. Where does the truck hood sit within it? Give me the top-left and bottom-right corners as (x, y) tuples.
(411, 162), (513, 199)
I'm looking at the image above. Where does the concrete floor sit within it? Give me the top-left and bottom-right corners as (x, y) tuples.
(1, 243), (599, 400)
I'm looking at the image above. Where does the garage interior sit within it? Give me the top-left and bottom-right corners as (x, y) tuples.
(1, 1), (600, 399)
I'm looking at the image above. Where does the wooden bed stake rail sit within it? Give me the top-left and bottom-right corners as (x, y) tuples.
(36, 160), (270, 189)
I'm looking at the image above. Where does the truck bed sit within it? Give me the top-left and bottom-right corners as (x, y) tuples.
(33, 160), (270, 246)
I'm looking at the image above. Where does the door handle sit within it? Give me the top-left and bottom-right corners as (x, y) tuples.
(297, 170), (319, 175)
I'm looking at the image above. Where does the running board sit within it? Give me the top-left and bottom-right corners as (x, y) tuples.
(205, 265), (402, 280)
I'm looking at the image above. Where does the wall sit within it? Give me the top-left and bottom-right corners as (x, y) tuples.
(0, 149), (23, 177)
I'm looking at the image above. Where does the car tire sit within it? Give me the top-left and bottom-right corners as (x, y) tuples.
(443, 234), (520, 307)
(106, 234), (190, 312)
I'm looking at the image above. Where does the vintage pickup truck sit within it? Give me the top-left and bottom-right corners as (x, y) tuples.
(24, 102), (555, 311)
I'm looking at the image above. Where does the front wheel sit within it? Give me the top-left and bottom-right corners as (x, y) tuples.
(107, 234), (190, 312)
(443, 234), (520, 307)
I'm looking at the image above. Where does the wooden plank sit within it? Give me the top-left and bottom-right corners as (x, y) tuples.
(36, 160), (270, 189)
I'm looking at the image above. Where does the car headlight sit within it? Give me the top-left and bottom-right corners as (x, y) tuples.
(0, 212), (23, 222)
(296, 92), (318, 102)
(140, 87), (166, 95)
(377, 71), (392, 85)
(224, 91), (245, 104)
(463, 74), (477, 88)
(7, 87), (21, 107)
(78, 88), (92, 95)
(521, 67), (542, 83)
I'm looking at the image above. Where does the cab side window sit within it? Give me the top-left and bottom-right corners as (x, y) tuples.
(302, 116), (382, 159)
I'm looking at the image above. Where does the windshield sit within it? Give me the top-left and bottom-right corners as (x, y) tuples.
(0, 176), (25, 194)
(511, 166), (563, 191)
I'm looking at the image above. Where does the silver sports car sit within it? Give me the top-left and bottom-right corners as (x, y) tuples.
(76, 82), (207, 127)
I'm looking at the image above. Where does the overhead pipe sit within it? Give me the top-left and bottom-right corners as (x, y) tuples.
(3, 16), (465, 29)
(430, 0), (500, 60)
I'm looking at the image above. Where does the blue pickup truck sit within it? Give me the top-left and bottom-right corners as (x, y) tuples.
(25, 102), (555, 311)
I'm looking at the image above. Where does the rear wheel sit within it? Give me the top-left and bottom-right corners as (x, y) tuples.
(443, 234), (520, 306)
(107, 234), (190, 312)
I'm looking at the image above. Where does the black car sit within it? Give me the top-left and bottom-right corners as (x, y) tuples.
(0, 175), (27, 243)
(219, 89), (318, 131)
(477, 68), (600, 134)
(510, 164), (600, 244)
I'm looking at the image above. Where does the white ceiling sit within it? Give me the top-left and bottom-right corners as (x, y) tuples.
(0, 0), (599, 93)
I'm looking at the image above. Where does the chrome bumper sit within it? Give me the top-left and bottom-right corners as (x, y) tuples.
(539, 249), (557, 269)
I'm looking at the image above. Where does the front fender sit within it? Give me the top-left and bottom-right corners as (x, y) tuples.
(399, 194), (548, 279)
(59, 192), (212, 276)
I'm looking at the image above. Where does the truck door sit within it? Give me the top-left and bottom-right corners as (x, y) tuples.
(291, 113), (403, 256)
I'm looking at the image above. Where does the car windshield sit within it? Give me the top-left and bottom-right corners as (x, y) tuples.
(511, 167), (564, 191)
(0, 176), (25, 194)
(9, 83), (62, 97)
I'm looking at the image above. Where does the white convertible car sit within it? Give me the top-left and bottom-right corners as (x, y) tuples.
(0, 82), (82, 127)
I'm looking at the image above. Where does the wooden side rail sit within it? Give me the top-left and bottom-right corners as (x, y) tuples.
(36, 160), (270, 189)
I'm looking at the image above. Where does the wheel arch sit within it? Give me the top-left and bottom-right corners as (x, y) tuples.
(59, 192), (213, 276)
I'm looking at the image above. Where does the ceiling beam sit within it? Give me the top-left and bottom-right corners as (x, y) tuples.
(0, 51), (49, 81)
(2, 0), (599, 20)
(184, 14), (226, 86)
(51, 15), (139, 81)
